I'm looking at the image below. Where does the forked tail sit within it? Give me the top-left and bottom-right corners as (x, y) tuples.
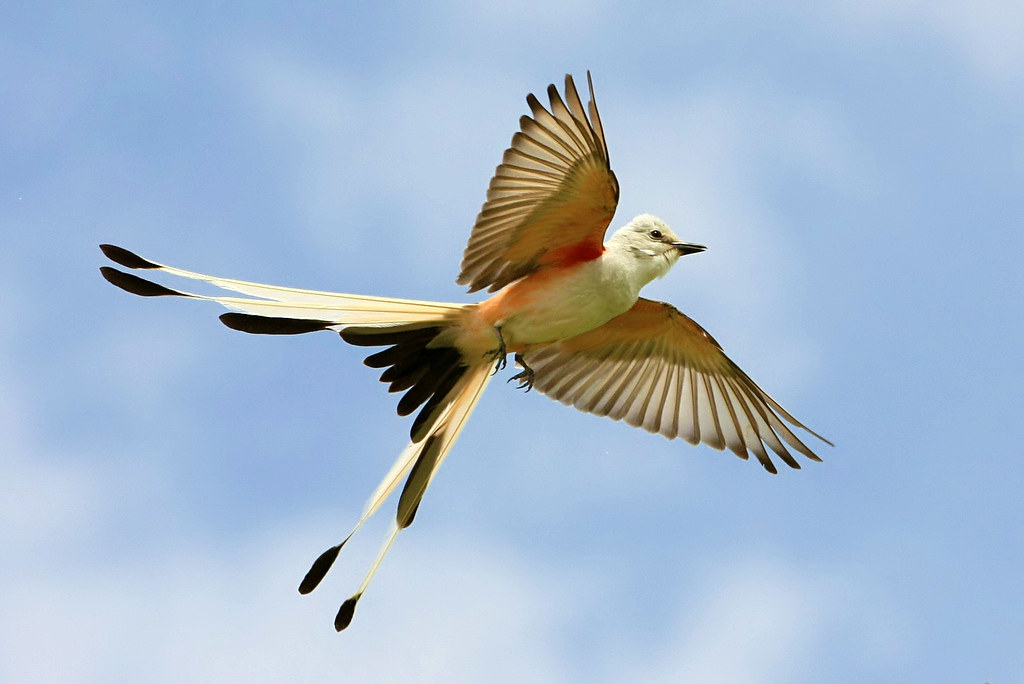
(100, 244), (493, 631)
(297, 325), (494, 631)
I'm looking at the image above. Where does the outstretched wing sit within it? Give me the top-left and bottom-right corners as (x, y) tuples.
(522, 298), (832, 474)
(457, 72), (619, 293)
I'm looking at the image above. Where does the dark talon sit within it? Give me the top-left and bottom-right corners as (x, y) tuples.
(506, 353), (535, 391)
(488, 326), (507, 375)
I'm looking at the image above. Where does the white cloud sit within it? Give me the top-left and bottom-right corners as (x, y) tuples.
(931, 1), (1024, 87)
(0, 519), (574, 683)
(230, 52), (522, 295)
(606, 555), (913, 683)
(445, 0), (613, 35)
(0, 451), (106, 553)
(626, 564), (822, 682)
(0, 316), (111, 555)
(1, 505), (911, 683)
(828, 0), (1024, 89)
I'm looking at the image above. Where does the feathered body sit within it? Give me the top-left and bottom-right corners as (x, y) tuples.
(100, 73), (830, 632)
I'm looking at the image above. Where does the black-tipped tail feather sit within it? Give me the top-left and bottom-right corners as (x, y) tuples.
(396, 432), (444, 529)
(100, 244), (160, 270)
(100, 267), (186, 298)
(335, 594), (361, 631)
(220, 312), (333, 335)
(341, 326), (468, 442)
(299, 542), (346, 595)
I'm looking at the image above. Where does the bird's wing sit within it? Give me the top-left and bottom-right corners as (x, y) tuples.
(457, 72), (620, 293)
(522, 298), (832, 473)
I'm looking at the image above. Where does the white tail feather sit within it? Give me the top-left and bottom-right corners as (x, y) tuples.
(102, 245), (467, 326)
(340, 365), (494, 621)
(102, 244), (498, 632)
(128, 252), (465, 310)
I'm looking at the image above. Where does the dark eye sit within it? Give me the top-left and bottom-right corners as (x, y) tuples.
(650, 229), (662, 239)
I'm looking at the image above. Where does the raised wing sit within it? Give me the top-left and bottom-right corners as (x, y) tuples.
(522, 298), (832, 473)
(457, 72), (620, 293)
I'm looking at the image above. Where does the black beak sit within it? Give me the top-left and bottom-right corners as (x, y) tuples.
(673, 241), (707, 256)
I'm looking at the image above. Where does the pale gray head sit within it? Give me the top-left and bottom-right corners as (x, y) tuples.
(606, 214), (706, 286)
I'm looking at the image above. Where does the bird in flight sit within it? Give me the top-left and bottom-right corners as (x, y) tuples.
(100, 72), (830, 632)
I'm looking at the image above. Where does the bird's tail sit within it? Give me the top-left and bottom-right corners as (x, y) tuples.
(99, 243), (466, 329)
(100, 244), (493, 631)
(298, 325), (494, 631)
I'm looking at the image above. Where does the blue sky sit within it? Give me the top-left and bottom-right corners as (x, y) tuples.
(3, 2), (1023, 681)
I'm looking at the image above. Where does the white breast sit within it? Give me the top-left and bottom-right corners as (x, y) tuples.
(501, 254), (640, 346)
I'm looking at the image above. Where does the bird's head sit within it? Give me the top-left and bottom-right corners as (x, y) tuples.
(607, 214), (706, 286)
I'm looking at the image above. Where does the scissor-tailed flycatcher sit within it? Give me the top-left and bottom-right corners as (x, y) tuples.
(101, 72), (830, 632)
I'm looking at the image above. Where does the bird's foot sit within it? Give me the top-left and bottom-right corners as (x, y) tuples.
(507, 353), (535, 392)
(488, 327), (507, 375)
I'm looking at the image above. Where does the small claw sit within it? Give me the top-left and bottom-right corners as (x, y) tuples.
(506, 353), (535, 391)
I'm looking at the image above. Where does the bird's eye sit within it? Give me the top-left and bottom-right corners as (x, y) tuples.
(650, 229), (662, 239)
